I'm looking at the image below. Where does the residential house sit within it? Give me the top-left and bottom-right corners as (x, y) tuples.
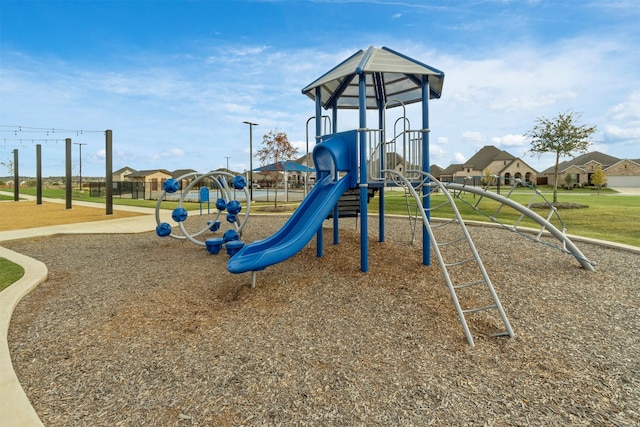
(171, 169), (199, 191)
(439, 164), (463, 182)
(441, 146), (537, 186)
(429, 164), (444, 181)
(539, 151), (640, 188)
(605, 158), (640, 187)
(127, 169), (173, 199)
(293, 155), (316, 186)
(112, 166), (136, 182)
(254, 159), (315, 188)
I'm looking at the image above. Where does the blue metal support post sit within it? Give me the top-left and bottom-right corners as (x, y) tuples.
(358, 72), (369, 272)
(315, 87), (324, 258)
(332, 101), (340, 245)
(422, 76), (431, 266)
(378, 105), (385, 242)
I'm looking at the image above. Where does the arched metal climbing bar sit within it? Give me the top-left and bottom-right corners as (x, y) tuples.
(437, 181), (596, 272)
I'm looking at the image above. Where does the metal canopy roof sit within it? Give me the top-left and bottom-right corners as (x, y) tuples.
(301, 46), (444, 110)
(253, 161), (315, 173)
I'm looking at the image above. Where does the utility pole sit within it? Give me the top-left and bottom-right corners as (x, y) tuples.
(242, 121), (259, 201)
(73, 142), (87, 190)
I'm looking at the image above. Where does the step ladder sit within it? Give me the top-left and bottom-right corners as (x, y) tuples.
(327, 188), (378, 219)
(385, 170), (514, 347)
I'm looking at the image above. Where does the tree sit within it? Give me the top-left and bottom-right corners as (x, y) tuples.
(563, 172), (575, 190)
(256, 130), (298, 209)
(591, 165), (607, 195)
(481, 168), (493, 186)
(1, 158), (14, 175)
(526, 110), (597, 203)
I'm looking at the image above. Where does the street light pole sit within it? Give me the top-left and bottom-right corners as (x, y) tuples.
(73, 142), (87, 190)
(243, 121), (259, 201)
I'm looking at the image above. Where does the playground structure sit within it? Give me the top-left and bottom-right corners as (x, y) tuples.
(155, 170), (250, 257)
(162, 46), (596, 346)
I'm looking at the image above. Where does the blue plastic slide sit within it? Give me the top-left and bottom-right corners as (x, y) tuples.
(227, 172), (352, 274)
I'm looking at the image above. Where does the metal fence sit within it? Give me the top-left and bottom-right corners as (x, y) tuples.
(90, 181), (146, 199)
(89, 181), (309, 202)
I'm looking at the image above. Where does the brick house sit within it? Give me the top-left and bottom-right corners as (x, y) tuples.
(439, 146), (537, 185)
(605, 159), (640, 187)
(540, 151), (640, 188)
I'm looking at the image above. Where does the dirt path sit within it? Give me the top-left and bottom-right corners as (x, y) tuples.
(0, 200), (144, 232)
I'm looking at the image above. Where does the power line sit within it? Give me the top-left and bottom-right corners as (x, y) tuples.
(0, 125), (104, 135)
(1, 138), (71, 143)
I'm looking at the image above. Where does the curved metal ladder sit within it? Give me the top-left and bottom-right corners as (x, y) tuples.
(383, 170), (514, 347)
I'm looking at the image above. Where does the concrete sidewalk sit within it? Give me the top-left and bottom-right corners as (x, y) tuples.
(0, 192), (173, 242)
(610, 187), (640, 195)
(0, 194), (172, 426)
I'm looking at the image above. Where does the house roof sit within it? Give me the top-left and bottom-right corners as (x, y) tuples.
(463, 146), (515, 171)
(302, 46), (444, 110)
(113, 166), (136, 175)
(441, 163), (463, 176)
(384, 152), (409, 168)
(429, 164), (444, 178)
(254, 161), (315, 173)
(127, 169), (172, 178)
(295, 154), (315, 167)
(171, 169), (198, 179)
(439, 145), (538, 176)
(540, 151), (621, 174)
(498, 158), (538, 174)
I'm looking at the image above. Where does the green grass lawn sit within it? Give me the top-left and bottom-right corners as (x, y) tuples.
(6, 187), (301, 212)
(370, 188), (639, 247)
(5, 185), (640, 247)
(0, 257), (25, 292)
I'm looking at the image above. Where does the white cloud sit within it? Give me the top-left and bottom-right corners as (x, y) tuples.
(167, 148), (185, 157)
(429, 144), (446, 156)
(604, 124), (640, 140)
(453, 152), (466, 163)
(608, 103), (637, 122)
(491, 134), (528, 147)
(461, 131), (486, 143)
(291, 139), (307, 155)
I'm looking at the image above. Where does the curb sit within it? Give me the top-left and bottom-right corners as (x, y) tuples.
(0, 247), (47, 427)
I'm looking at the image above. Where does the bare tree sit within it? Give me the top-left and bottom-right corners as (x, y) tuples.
(256, 130), (298, 209)
(526, 110), (597, 203)
(1, 158), (14, 175)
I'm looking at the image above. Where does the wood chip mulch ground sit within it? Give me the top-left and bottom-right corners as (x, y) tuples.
(5, 215), (639, 426)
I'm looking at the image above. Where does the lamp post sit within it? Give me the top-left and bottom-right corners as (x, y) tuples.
(73, 142), (87, 190)
(243, 121), (259, 201)
(225, 156), (230, 171)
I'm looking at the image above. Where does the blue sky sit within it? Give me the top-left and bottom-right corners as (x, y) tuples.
(1, 0), (639, 177)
